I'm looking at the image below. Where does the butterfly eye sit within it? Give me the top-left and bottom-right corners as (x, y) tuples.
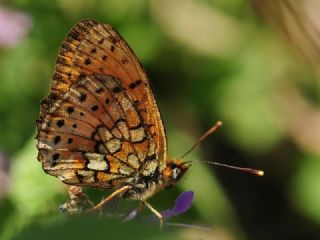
(172, 168), (181, 180)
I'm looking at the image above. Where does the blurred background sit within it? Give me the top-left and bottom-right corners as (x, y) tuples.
(1, 0), (320, 239)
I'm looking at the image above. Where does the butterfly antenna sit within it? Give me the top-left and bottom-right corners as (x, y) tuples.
(179, 121), (223, 160)
(195, 160), (264, 176)
(179, 120), (264, 176)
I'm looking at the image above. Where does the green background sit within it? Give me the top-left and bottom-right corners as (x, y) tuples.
(1, 0), (320, 239)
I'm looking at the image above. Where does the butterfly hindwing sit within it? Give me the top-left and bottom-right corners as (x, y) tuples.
(37, 67), (163, 187)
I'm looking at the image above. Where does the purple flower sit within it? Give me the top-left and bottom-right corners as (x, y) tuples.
(128, 191), (194, 223)
(0, 7), (32, 47)
(161, 191), (195, 220)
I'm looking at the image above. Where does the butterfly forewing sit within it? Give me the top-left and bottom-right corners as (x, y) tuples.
(36, 20), (167, 188)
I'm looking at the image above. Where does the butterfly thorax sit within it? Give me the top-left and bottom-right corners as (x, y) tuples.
(122, 159), (190, 201)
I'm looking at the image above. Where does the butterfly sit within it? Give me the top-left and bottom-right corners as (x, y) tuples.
(36, 20), (191, 226)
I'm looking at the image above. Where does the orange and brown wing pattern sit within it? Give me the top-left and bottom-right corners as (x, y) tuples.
(36, 20), (167, 187)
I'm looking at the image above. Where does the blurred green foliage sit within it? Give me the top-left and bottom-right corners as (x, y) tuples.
(1, 0), (320, 239)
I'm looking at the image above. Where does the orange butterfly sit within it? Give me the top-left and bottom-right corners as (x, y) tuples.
(36, 20), (263, 226)
(36, 20), (192, 226)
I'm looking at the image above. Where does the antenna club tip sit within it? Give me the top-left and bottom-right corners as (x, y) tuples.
(256, 170), (264, 176)
(216, 121), (223, 126)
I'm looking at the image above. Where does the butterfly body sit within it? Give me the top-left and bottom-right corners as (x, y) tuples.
(36, 20), (189, 211)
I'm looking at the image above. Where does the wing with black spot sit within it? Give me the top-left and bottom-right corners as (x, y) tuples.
(36, 20), (167, 187)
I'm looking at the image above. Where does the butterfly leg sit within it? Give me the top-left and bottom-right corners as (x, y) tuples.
(86, 185), (131, 213)
(143, 201), (164, 229)
(59, 186), (94, 214)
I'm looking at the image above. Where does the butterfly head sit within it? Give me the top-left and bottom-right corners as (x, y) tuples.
(163, 159), (191, 188)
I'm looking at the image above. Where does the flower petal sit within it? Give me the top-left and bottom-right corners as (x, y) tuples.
(172, 191), (194, 215)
